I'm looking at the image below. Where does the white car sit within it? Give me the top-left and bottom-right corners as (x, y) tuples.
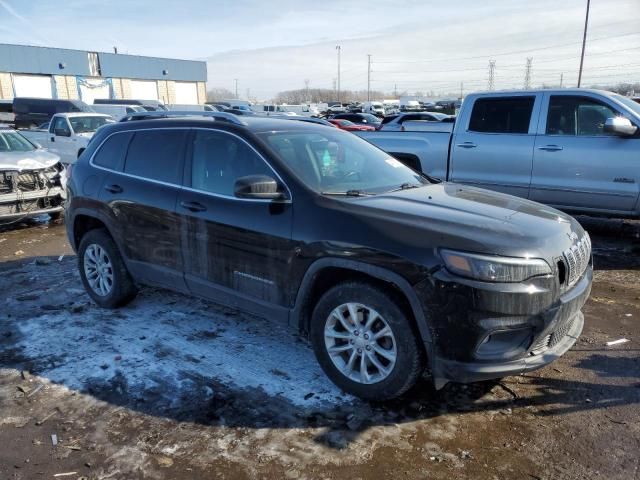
(20, 113), (114, 164)
(379, 112), (452, 131)
(0, 127), (66, 221)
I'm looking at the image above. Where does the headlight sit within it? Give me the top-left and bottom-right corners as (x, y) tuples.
(440, 249), (551, 283)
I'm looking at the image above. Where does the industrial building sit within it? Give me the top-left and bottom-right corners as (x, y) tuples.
(0, 44), (207, 105)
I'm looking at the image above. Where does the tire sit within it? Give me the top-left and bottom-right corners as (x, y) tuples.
(49, 210), (63, 221)
(310, 281), (423, 401)
(78, 228), (137, 308)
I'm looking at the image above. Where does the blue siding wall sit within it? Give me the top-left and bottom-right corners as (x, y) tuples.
(0, 44), (206, 82)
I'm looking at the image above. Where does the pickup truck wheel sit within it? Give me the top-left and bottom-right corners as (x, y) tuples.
(78, 229), (137, 308)
(310, 282), (423, 401)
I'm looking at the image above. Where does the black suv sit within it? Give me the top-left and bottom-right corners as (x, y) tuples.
(330, 113), (381, 128)
(66, 112), (592, 400)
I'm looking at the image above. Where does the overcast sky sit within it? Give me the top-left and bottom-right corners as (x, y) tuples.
(0, 0), (638, 99)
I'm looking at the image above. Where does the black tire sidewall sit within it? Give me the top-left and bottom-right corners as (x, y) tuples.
(310, 282), (423, 401)
(78, 229), (135, 308)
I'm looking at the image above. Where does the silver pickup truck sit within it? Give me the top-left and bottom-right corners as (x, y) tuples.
(358, 89), (640, 218)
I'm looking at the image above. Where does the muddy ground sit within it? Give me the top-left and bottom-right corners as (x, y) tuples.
(0, 216), (639, 480)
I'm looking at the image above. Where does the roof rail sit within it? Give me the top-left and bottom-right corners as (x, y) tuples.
(119, 110), (247, 126)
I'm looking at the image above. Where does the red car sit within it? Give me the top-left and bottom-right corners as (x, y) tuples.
(328, 119), (376, 132)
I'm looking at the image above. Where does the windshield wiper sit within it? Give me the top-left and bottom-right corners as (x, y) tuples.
(321, 189), (375, 197)
(387, 182), (424, 193)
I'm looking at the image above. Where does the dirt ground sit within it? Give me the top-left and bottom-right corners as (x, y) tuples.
(0, 215), (639, 480)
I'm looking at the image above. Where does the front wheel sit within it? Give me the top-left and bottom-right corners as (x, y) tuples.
(310, 282), (424, 400)
(78, 228), (137, 308)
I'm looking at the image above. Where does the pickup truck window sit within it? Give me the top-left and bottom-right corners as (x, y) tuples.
(93, 132), (133, 170)
(52, 117), (70, 135)
(190, 130), (272, 196)
(69, 116), (114, 133)
(547, 96), (617, 136)
(468, 97), (534, 134)
(124, 130), (187, 184)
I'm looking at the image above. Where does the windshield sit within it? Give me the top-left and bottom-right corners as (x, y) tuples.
(360, 114), (381, 124)
(0, 130), (36, 152)
(258, 130), (428, 194)
(69, 116), (115, 133)
(613, 94), (640, 118)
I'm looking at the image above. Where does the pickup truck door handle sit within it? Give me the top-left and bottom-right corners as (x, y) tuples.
(180, 201), (207, 212)
(538, 145), (563, 152)
(456, 142), (477, 149)
(104, 184), (123, 194)
(50, 136), (55, 142)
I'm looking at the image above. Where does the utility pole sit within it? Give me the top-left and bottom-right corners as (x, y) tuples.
(367, 54), (372, 102)
(460, 82), (463, 99)
(394, 84), (398, 97)
(488, 60), (496, 90)
(336, 45), (341, 102)
(560, 73), (564, 88)
(577, 0), (590, 87)
(524, 57), (533, 89)
(304, 79), (310, 102)
(234, 78), (238, 99)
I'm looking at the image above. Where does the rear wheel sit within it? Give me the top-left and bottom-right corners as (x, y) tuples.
(78, 228), (137, 308)
(310, 282), (423, 400)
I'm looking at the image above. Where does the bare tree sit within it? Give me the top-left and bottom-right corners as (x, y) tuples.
(206, 87), (235, 102)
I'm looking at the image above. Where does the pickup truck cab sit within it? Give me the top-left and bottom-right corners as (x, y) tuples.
(21, 113), (114, 164)
(359, 89), (640, 218)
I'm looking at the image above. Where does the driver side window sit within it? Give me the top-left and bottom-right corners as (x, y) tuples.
(546, 96), (618, 136)
(190, 130), (273, 196)
(52, 117), (70, 135)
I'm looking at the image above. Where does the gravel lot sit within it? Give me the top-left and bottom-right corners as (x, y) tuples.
(0, 216), (639, 480)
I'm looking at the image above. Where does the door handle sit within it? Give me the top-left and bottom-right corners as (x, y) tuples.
(104, 184), (123, 194)
(180, 201), (207, 212)
(538, 145), (563, 152)
(456, 142), (477, 148)
(50, 137), (55, 142)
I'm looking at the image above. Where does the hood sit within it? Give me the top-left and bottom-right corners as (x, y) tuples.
(0, 149), (62, 171)
(328, 183), (585, 262)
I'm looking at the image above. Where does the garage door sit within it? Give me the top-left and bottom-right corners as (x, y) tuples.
(174, 82), (198, 104)
(130, 80), (158, 100)
(12, 74), (53, 98)
(78, 78), (111, 105)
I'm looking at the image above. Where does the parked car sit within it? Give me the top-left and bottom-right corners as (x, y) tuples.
(13, 98), (94, 129)
(0, 126), (66, 222)
(357, 88), (640, 218)
(328, 118), (376, 131)
(399, 100), (421, 112)
(91, 104), (147, 120)
(331, 113), (381, 129)
(379, 112), (451, 131)
(327, 104), (347, 114)
(0, 99), (14, 125)
(65, 111), (591, 400)
(93, 99), (168, 111)
(362, 101), (385, 117)
(168, 104), (218, 112)
(21, 113), (114, 164)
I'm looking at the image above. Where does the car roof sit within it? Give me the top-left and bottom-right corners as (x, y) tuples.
(60, 112), (112, 118)
(101, 115), (338, 136)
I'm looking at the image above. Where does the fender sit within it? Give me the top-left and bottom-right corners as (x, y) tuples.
(67, 205), (121, 252)
(290, 257), (434, 347)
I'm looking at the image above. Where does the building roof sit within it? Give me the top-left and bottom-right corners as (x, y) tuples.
(0, 43), (206, 82)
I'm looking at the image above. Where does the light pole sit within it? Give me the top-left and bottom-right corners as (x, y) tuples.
(577, 0), (590, 88)
(367, 54), (371, 102)
(336, 45), (341, 102)
(234, 78), (239, 99)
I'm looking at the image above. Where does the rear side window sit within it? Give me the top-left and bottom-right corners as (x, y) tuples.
(468, 97), (535, 134)
(93, 132), (133, 170)
(124, 130), (187, 184)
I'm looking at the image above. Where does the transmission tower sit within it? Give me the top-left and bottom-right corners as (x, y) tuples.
(524, 57), (533, 89)
(488, 60), (496, 90)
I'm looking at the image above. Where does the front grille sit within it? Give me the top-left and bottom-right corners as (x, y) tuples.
(562, 233), (591, 287)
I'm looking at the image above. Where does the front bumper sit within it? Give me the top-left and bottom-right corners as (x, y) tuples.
(416, 265), (592, 388)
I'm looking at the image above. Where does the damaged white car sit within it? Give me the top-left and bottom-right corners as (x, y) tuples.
(0, 126), (66, 223)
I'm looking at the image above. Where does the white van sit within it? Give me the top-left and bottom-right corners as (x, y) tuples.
(251, 105), (298, 116)
(91, 104), (146, 120)
(362, 101), (385, 116)
(168, 104), (217, 112)
(281, 104), (320, 117)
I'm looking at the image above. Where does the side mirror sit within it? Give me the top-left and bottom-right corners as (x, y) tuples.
(55, 128), (71, 137)
(603, 117), (637, 137)
(234, 175), (285, 200)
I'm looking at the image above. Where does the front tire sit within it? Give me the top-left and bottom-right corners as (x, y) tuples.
(78, 228), (137, 308)
(310, 282), (423, 401)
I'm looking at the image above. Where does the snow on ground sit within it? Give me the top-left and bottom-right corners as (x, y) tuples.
(4, 259), (348, 410)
